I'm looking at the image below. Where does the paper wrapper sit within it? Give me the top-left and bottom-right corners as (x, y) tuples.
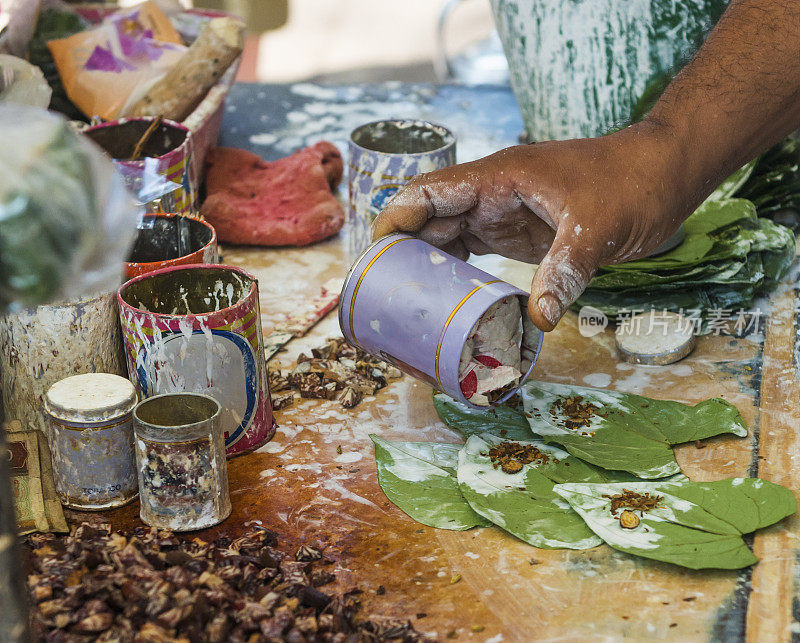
(6, 422), (67, 535)
(458, 296), (524, 406)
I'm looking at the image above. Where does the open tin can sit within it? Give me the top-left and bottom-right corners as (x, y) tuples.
(125, 213), (218, 279)
(339, 233), (543, 409)
(133, 393), (231, 531)
(348, 119), (456, 258)
(85, 117), (196, 214)
(117, 264), (275, 457)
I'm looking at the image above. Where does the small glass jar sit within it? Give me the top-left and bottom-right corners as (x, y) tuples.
(44, 373), (138, 510)
(133, 393), (231, 531)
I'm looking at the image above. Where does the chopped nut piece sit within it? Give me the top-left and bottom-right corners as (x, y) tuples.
(295, 545), (322, 562)
(338, 386), (362, 409)
(449, 573), (461, 585)
(73, 612), (113, 633)
(500, 458), (523, 474)
(619, 510), (641, 529)
(271, 391), (295, 411)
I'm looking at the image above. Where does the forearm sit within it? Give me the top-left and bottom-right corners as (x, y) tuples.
(645, 0), (800, 211)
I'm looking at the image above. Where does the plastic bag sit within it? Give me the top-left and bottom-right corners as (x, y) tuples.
(113, 158), (184, 225)
(46, 1), (185, 121)
(0, 55), (52, 108)
(0, 104), (139, 310)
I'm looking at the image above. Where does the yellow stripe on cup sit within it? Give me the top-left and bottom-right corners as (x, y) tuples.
(348, 237), (411, 344)
(434, 280), (503, 389)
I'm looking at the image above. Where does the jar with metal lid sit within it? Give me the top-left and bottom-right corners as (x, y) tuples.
(44, 373), (138, 510)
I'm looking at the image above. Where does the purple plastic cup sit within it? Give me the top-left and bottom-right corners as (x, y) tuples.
(339, 233), (543, 409)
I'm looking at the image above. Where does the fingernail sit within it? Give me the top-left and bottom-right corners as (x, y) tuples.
(537, 293), (563, 327)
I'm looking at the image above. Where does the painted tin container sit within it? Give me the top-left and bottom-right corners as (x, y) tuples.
(339, 233), (543, 409)
(133, 392), (230, 531)
(43, 373), (138, 510)
(0, 291), (127, 435)
(85, 117), (197, 214)
(125, 214), (218, 279)
(347, 119), (456, 257)
(117, 264), (275, 457)
(491, 0), (724, 140)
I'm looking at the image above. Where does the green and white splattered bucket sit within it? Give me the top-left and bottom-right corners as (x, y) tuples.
(491, 0), (727, 140)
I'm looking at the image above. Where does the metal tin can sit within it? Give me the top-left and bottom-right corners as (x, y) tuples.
(339, 233), (543, 409)
(133, 393), (231, 531)
(125, 213), (219, 280)
(84, 117), (197, 215)
(348, 119), (456, 258)
(117, 264), (275, 457)
(43, 373), (138, 510)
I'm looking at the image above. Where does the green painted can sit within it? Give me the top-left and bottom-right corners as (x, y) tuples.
(491, 0), (728, 140)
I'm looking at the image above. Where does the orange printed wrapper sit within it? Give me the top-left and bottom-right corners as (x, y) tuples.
(47, 1), (185, 121)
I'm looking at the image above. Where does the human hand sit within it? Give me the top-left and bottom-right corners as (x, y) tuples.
(372, 122), (695, 331)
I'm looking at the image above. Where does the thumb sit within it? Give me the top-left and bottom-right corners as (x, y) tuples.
(528, 227), (602, 332)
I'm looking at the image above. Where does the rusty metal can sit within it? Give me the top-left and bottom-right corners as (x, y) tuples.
(339, 233), (543, 409)
(117, 264), (275, 457)
(133, 392), (231, 531)
(43, 373), (138, 510)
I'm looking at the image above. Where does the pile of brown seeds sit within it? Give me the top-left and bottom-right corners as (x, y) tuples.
(550, 395), (601, 432)
(603, 489), (664, 517)
(27, 523), (427, 642)
(269, 338), (402, 411)
(485, 441), (552, 474)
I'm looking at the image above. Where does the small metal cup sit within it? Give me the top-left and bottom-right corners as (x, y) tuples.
(133, 393), (231, 531)
(347, 119), (456, 258)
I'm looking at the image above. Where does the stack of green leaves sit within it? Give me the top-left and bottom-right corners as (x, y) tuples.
(369, 382), (796, 570)
(574, 197), (796, 321)
(736, 136), (800, 221)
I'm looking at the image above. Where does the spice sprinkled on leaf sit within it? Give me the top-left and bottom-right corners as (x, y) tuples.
(603, 489), (664, 516)
(485, 441), (553, 473)
(550, 395), (601, 431)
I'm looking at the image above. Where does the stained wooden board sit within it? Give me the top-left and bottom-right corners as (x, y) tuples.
(68, 235), (800, 642)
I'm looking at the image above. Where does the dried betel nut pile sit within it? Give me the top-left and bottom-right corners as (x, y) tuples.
(269, 337), (402, 410)
(27, 523), (428, 642)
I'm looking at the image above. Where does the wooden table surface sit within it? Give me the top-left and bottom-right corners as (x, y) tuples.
(74, 83), (800, 641)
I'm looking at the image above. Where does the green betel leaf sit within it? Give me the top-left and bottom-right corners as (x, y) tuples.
(520, 381), (747, 478)
(554, 479), (796, 569)
(370, 436), (490, 530)
(523, 381), (747, 445)
(705, 160), (758, 203)
(433, 393), (532, 441)
(456, 436), (602, 549)
(520, 382), (680, 478)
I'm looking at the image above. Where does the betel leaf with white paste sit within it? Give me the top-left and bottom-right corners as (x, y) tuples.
(521, 381), (747, 479)
(525, 381), (747, 445)
(370, 435), (490, 530)
(433, 393), (532, 441)
(456, 435), (602, 549)
(554, 479), (796, 569)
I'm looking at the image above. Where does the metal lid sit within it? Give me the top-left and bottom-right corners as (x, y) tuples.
(44, 373), (137, 423)
(615, 311), (695, 365)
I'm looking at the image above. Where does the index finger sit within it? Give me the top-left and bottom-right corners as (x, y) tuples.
(371, 164), (480, 240)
